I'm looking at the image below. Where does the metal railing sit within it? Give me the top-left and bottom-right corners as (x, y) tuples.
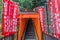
(0, 33), (18, 40)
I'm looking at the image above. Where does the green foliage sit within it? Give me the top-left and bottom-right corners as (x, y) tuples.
(0, 0), (3, 6)
(33, 0), (41, 7)
(12, 0), (45, 11)
(19, 0), (25, 3)
(12, 0), (33, 11)
(0, 0), (2, 11)
(19, 0), (33, 11)
(13, 0), (19, 2)
(0, 0), (2, 37)
(0, 6), (2, 10)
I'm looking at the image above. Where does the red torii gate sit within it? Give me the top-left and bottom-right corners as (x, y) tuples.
(18, 12), (42, 40)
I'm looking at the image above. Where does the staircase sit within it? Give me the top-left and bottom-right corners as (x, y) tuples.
(22, 19), (37, 40)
